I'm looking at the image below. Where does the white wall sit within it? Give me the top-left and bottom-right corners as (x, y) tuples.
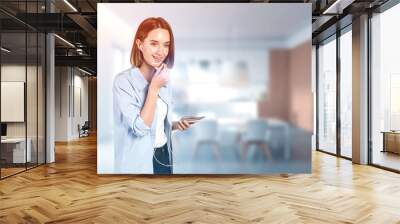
(1, 65), (39, 137)
(1, 65), (26, 137)
(72, 72), (89, 138)
(55, 67), (89, 141)
(55, 66), (68, 141)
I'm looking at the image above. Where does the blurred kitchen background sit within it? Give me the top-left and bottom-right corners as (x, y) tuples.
(169, 41), (312, 173)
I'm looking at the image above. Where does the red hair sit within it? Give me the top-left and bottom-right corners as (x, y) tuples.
(131, 17), (175, 68)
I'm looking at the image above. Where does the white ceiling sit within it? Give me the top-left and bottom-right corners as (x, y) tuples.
(101, 3), (311, 41)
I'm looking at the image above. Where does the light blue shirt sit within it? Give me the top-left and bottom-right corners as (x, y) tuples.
(113, 67), (173, 174)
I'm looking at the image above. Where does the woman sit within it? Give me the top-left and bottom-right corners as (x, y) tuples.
(113, 17), (191, 174)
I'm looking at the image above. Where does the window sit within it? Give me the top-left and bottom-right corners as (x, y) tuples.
(339, 28), (352, 158)
(317, 36), (337, 154)
(371, 3), (400, 171)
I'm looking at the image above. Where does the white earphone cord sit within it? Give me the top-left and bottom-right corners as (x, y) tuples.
(153, 148), (173, 167)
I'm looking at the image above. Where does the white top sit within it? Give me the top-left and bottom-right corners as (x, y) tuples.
(154, 97), (168, 148)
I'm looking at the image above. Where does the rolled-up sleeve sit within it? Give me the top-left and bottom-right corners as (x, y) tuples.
(113, 77), (150, 137)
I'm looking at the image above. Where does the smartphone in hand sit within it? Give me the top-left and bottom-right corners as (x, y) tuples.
(181, 116), (205, 124)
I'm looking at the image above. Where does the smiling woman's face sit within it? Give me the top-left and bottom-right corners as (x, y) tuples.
(137, 28), (170, 68)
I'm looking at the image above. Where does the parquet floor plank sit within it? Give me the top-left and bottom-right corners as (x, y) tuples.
(1, 135), (400, 223)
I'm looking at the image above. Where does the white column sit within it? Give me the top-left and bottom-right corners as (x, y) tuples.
(352, 14), (369, 164)
(45, 0), (55, 163)
(46, 33), (55, 163)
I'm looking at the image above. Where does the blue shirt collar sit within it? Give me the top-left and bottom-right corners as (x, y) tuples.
(131, 67), (149, 91)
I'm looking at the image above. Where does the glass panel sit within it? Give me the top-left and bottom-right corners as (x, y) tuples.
(340, 29), (352, 158)
(1, 30), (27, 177)
(318, 37), (337, 154)
(371, 4), (400, 171)
(27, 30), (38, 169)
(25, 0), (39, 170)
(38, 32), (45, 165)
(0, 1), (46, 178)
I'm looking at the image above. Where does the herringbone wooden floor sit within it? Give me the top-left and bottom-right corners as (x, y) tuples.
(1, 135), (400, 224)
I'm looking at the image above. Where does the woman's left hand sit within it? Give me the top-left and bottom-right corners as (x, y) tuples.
(172, 120), (191, 131)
